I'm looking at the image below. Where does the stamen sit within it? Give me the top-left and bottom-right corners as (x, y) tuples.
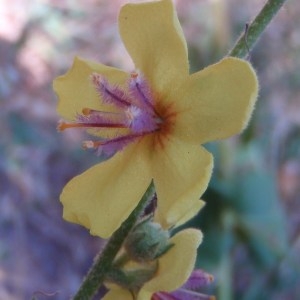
(79, 109), (128, 130)
(82, 131), (153, 156)
(91, 73), (132, 108)
(57, 121), (85, 132)
(59, 71), (164, 155)
(95, 132), (146, 147)
(82, 107), (119, 116)
(57, 120), (128, 132)
(129, 71), (161, 117)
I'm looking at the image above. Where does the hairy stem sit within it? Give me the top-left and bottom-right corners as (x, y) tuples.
(73, 181), (155, 300)
(229, 0), (288, 58)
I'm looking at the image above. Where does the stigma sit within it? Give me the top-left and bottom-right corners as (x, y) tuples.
(58, 71), (164, 156)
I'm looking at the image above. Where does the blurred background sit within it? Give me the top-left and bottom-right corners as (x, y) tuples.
(0, 0), (299, 299)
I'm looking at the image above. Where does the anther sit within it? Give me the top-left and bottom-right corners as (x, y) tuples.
(57, 121), (73, 132)
(82, 140), (97, 149)
(131, 71), (138, 79)
(82, 108), (92, 115)
(90, 73), (102, 86)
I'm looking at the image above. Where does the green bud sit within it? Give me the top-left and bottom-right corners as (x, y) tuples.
(124, 219), (173, 262)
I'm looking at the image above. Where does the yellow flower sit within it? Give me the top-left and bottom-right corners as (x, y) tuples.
(103, 228), (202, 300)
(53, 0), (258, 238)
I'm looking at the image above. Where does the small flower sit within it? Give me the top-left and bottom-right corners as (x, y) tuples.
(103, 228), (203, 300)
(53, 0), (258, 238)
(152, 269), (215, 300)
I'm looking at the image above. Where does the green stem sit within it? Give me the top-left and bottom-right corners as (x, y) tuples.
(73, 181), (155, 300)
(229, 0), (288, 58)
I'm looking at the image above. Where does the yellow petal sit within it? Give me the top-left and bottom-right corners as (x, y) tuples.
(142, 228), (203, 293)
(53, 56), (128, 120)
(61, 141), (152, 239)
(174, 199), (205, 228)
(172, 57), (259, 144)
(102, 288), (132, 300)
(137, 290), (152, 300)
(119, 0), (189, 94)
(152, 137), (213, 229)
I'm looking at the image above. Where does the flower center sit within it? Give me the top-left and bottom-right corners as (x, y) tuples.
(58, 71), (168, 156)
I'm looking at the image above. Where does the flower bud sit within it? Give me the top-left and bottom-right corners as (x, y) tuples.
(124, 219), (173, 262)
